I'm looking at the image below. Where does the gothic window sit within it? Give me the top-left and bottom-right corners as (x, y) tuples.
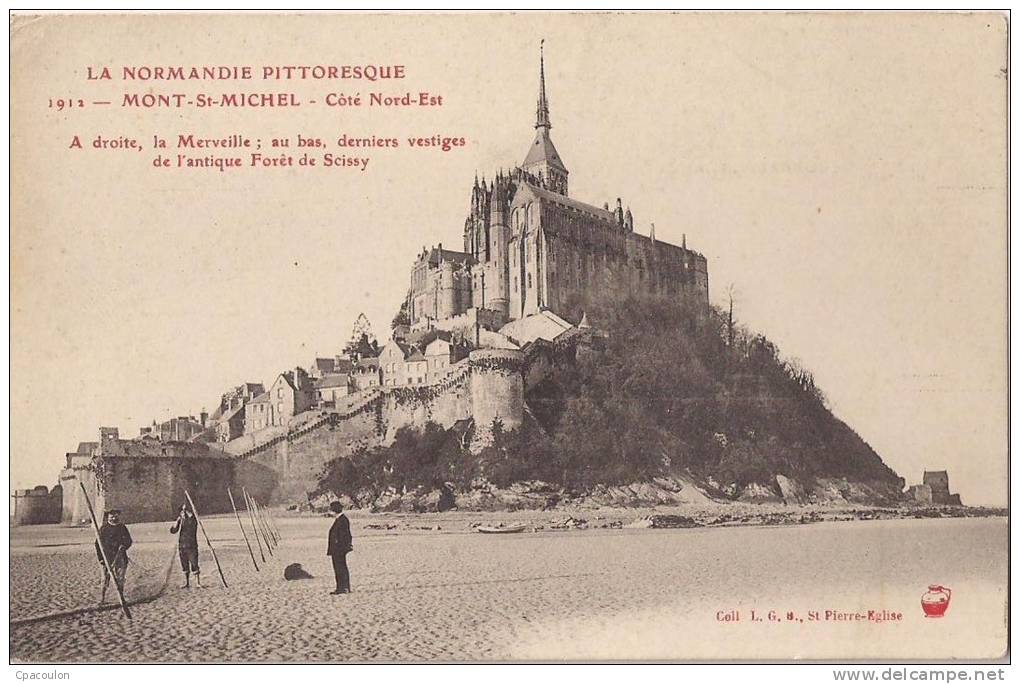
(528, 273), (532, 289)
(514, 277), (518, 292)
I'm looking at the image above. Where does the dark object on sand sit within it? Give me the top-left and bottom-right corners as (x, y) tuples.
(284, 563), (313, 580)
(476, 524), (526, 534)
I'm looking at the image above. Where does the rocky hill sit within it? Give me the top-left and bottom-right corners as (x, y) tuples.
(314, 294), (905, 510)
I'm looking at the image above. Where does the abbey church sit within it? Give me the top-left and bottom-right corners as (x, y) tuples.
(408, 46), (710, 331)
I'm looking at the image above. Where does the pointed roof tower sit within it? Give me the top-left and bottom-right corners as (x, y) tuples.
(522, 40), (569, 196)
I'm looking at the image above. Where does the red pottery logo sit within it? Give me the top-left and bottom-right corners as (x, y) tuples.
(921, 584), (951, 618)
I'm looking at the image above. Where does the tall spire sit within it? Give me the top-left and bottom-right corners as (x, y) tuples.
(536, 40), (551, 130)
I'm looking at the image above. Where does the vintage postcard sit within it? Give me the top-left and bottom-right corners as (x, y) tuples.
(9, 12), (1008, 663)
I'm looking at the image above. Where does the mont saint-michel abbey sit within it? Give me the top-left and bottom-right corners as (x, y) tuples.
(408, 48), (709, 331)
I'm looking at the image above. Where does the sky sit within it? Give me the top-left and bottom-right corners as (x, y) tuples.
(10, 13), (1008, 505)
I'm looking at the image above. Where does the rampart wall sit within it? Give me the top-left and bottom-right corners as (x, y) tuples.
(234, 365), (480, 503)
(11, 485), (62, 525)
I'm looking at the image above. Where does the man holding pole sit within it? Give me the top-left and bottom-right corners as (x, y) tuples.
(95, 509), (132, 604)
(326, 501), (353, 595)
(170, 503), (202, 588)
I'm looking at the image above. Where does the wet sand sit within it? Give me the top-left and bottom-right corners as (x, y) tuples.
(9, 512), (1007, 662)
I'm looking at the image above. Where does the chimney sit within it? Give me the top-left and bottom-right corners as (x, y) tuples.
(200, 410), (208, 427)
(294, 366), (301, 390)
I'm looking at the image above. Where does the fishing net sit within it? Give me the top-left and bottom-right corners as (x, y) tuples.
(10, 544), (178, 626)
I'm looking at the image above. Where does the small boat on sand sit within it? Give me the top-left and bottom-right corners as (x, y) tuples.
(475, 524), (526, 534)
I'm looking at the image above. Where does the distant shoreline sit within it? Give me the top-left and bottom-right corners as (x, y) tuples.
(12, 503), (1007, 546)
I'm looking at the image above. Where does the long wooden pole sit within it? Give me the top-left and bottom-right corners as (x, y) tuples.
(227, 488), (258, 572)
(242, 487), (266, 562)
(260, 500), (279, 544)
(79, 482), (132, 619)
(243, 487), (273, 556)
(184, 490), (228, 588)
(270, 505), (283, 541)
(258, 500), (277, 543)
(253, 496), (277, 549)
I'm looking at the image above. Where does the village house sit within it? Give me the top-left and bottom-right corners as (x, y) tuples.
(140, 415), (207, 441)
(424, 336), (468, 383)
(308, 355), (356, 379)
(351, 356), (382, 391)
(379, 339), (413, 387)
(215, 403), (247, 442)
(244, 368), (314, 433)
(220, 383), (265, 412)
(208, 382), (265, 442)
(313, 373), (353, 407)
(405, 349), (428, 385)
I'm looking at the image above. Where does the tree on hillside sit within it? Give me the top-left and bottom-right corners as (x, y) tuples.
(391, 295), (411, 330)
(343, 313), (380, 359)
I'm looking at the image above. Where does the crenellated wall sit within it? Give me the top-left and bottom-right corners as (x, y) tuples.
(58, 435), (237, 524)
(11, 485), (62, 525)
(232, 353), (526, 503)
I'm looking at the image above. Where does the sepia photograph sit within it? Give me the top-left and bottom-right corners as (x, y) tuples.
(8, 11), (1009, 665)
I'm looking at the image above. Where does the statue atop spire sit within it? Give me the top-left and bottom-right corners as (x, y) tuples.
(536, 39), (551, 130)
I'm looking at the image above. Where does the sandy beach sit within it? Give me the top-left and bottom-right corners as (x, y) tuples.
(9, 510), (1008, 662)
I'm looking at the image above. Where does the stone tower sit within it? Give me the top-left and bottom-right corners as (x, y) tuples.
(469, 349), (525, 451)
(484, 172), (512, 318)
(521, 42), (568, 196)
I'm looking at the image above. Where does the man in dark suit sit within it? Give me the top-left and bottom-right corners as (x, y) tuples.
(326, 501), (352, 595)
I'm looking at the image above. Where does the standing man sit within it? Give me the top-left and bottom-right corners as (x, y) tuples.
(170, 503), (201, 588)
(326, 501), (353, 595)
(96, 509), (132, 605)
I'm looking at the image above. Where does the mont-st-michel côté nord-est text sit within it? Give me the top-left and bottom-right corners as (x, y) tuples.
(79, 64), (464, 171)
(86, 64), (431, 108)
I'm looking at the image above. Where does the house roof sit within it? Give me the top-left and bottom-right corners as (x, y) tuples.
(311, 357), (335, 373)
(249, 392), (270, 404)
(313, 374), (351, 389)
(406, 349), (426, 362)
(355, 357), (380, 371)
(424, 337), (451, 354)
(499, 309), (575, 346)
(381, 339), (412, 359)
(76, 441), (98, 455)
(220, 403), (245, 422)
(476, 329), (520, 350)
